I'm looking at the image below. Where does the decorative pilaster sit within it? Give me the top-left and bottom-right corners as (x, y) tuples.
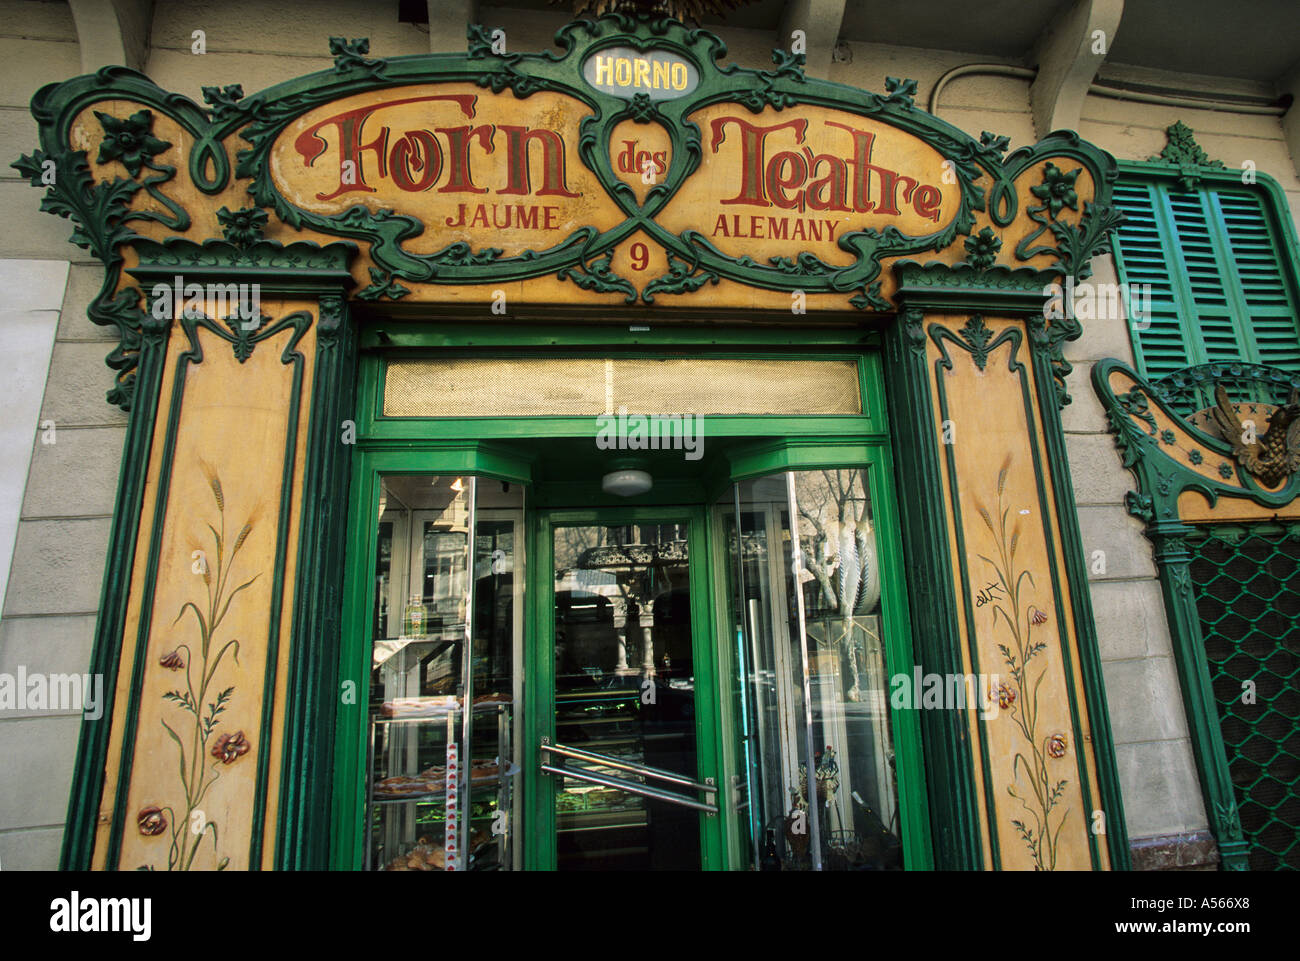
(275, 292), (358, 869)
(882, 307), (984, 870)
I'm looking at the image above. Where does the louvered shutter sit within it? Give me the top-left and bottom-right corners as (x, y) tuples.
(1111, 176), (1300, 380)
(1111, 181), (1196, 380)
(1212, 189), (1300, 371)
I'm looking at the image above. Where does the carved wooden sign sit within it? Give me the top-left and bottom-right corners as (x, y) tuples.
(269, 86), (959, 264)
(16, 12), (1121, 399)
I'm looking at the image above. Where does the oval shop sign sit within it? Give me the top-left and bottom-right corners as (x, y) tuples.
(582, 46), (699, 100)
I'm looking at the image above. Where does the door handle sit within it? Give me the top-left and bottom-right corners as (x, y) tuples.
(541, 740), (717, 795)
(540, 762), (719, 813)
(540, 739), (719, 814)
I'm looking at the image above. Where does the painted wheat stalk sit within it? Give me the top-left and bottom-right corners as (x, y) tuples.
(975, 455), (1069, 870)
(153, 463), (260, 871)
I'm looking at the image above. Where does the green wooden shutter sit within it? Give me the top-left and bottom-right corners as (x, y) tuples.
(1212, 189), (1300, 371)
(1111, 181), (1194, 380)
(1112, 176), (1300, 380)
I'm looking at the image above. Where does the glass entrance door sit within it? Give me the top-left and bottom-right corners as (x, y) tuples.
(530, 509), (724, 870)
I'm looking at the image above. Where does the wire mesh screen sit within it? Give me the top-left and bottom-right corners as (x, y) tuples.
(1187, 524), (1300, 870)
(383, 357), (862, 417)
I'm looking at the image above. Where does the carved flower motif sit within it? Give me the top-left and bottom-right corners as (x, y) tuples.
(1219, 462), (1235, 479)
(216, 206), (269, 247)
(1030, 162), (1080, 218)
(159, 648), (185, 670)
(1047, 733), (1067, 758)
(211, 730), (250, 764)
(1188, 449), (1203, 465)
(1160, 429), (1176, 445)
(963, 226), (1002, 269)
(137, 806), (167, 836)
(992, 682), (1017, 710)
(94, 109), (170, 177)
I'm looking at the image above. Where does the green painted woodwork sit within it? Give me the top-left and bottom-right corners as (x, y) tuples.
(17, 9), (1136, 872)
(880, 309), (983, 869)
(1026, 314), (1131, 870)
(1150, 525), (1251, 871)
(13, 98), (186, 410)
(928, 320), (1034, 866)
(1111, 161), (1300, 383)
(331, 445), (536, 870)
(18, 13), (1124, 409)
(332, 335), (940, 870)
(1183, 523), (1300, 870)
(714, 441), (934, 869)
(275, 293), (359, 870)
(530, 504), (726, 870)
(1148, 121), (1227, 192)
(103, 306), (312, 870)
(884, 311), (1132, 870)
(53, 224), (358, 868)
(58, 312), (169, 870)
(1092, 356), (1300, 870)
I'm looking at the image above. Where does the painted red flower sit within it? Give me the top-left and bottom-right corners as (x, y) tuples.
(137, 806), (167, 836)
(1030, 607), (1048, 626)
(159, 649), (185, 670)
(1047, 733), (1067, 758)
(992, 683), (1017, 710)
(212, 730), (250, 764)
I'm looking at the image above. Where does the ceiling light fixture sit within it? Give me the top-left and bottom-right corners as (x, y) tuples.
(602, 468), (652, 497)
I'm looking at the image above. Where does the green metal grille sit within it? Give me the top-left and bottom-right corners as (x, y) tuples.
(1188, 524), (1300, 870)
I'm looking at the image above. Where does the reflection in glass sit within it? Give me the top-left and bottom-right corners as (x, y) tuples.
(722, 469), (901, 870)
(552, 522), (700, 870)
(365, 475), (523, 871)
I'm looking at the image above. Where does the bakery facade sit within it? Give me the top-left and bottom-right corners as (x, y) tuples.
(3, 0), (1299, 873)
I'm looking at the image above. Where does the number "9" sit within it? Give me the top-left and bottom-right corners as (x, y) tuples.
(630, 242), (649, 272)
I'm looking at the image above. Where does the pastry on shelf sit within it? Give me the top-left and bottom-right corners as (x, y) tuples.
(382, 838), (446, 871)
(373, 773), (445, 798)
(380, 695), (458, 718)
(470, 692), (512, 704)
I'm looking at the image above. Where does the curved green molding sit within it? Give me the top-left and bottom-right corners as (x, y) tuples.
(18, 12), (1124, 409)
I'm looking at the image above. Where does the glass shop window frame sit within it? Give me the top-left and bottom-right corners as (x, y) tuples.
(708, 447), (932, 871)
(331, 326), (931, 870)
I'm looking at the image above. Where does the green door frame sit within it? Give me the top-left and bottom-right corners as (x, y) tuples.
(526, 504), (726, 871)
(708, 438), (934, 871)
(330, 328), (937, 871)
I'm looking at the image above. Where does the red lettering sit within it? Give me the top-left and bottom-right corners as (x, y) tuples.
(913, 184), (942, 222)
(618, 140), (638, 173)
(293, 94), (476, 201)
(825, 120), (877, 213)
(436, 125), (494, 193)
(765, 151), (807, 211)
(499, 126), (579, 197)
(803, 150), (850, 212)
(515, 204), (539, 229)
(709, 116), (807, 207)
(389, 130), (442, 192)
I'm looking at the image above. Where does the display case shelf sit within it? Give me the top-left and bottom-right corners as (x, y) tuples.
(365, 701), (515, 871)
